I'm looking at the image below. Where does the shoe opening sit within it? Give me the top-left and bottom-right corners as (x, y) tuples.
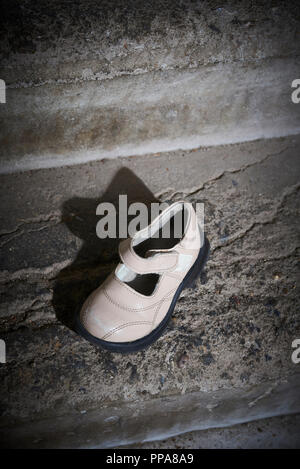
(115, 204), (189, 296)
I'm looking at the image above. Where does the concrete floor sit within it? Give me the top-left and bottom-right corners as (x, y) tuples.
(0, 135), (300, 448)
(122, 413), (300, 449)
(1, 0), (300, 450)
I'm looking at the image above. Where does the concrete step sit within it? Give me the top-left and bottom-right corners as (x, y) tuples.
(120, 413), (300, 449)
(1, 57), (300, 174)
(3, 0), (300, 87)
(0, 136), (299, 448)
(1, 1), (300, 173)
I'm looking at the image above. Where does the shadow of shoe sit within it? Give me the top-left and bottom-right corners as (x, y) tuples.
(52, 167), (158, 331)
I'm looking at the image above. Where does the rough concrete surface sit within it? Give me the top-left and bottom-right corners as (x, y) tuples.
(0, 135), (299, 447)
(1, 0), (300, 172)
(1, 57), (299, 173)
(1, 0), (300, 86)
(121, 413), (300, 449)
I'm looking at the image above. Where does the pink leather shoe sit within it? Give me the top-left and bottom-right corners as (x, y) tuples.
(76, 201), (209, 352)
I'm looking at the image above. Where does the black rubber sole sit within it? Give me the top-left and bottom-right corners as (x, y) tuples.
(75, 236), (210, 353)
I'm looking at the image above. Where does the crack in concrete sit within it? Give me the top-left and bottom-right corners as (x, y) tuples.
(210, 245), (300, 266)
(0, 260), (73, 284)
(1, 181), (298, 283)
(156, 145), (292, 200)
(0, 225), (51, 248)
(211, 182), (300, 254)
(0, 211), (61, 239)
(0, 260), (115, 284)
(248, 384), (278, 408)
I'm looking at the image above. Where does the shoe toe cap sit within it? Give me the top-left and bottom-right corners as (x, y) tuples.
(79, 288), (109, 339)
(79, 288), (152, 343)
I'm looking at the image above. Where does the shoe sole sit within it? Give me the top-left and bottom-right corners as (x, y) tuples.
(75, 236), (210, 353)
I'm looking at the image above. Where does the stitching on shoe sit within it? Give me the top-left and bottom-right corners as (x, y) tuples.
(102, 321), (152, 340)
(101, 285), (177, 340)
(151, 287), (177, 329)
(151, 298), (167, 332)
(103, 278), (178, 312)
(164, 271), (182, 279)
(113, 274), (162, 300)
(103, 287), (161, 311)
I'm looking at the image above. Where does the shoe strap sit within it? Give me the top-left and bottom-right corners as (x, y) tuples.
(119, 238), (178, 274)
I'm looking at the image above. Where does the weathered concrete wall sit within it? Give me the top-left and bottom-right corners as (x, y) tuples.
(1, 0), (300, 172)
(1, 135), (299, 447)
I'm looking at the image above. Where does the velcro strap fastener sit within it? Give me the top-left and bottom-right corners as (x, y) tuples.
(119, 238), (178, 274)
